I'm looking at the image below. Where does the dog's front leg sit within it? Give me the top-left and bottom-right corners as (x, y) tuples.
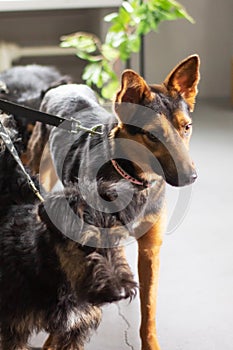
(137, 207), (166, 350)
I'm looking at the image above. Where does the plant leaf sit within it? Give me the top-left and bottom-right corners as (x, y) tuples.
(102, 44), (119, 61)
(101, 80), (119, 100)
(104, 12), (119, 22)
(76, 52), (102, 62)
(122, 1), (134, 13)
(128, 35), (141, 52)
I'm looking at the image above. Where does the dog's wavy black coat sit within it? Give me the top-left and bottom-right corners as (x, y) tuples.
(0, 185), (137, 350)
(0, 114), (136, 350)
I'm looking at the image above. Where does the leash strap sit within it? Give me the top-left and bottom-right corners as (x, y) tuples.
(0, 118), (44, 202)
(0, 98), (103, 135)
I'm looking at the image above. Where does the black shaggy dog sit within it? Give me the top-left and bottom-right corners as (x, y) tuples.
(0, 113), (137, 350)
(0, 183), (137, 350)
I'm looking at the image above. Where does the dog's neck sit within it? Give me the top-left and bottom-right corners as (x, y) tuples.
(108, 125), (157, 190)
(111, 159), (156, 189)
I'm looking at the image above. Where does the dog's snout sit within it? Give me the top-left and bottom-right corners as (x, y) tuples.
(188, 169), (198, 184)
(191, 171), (198, 182)
(106, 288), (127, 302)
(109, 285), (137, 302)
(162, 164), (198, 187)
(179, 169), (197, 186)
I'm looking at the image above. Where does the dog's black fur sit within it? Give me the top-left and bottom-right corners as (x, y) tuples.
(0, 114), (136, 350)
(43, 84), (167, 229)
(0, 113), (39, 206)
(0, 185), (137, 350)
(0, 64), (71, 150)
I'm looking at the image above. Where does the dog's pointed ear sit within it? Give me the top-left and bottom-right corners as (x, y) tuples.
(164, 55), (200, 112)
(115, 70), (154, 123)
(116, 69), (153, 105)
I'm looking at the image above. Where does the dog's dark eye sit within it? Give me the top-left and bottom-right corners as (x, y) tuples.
(184, 123), (192, 135)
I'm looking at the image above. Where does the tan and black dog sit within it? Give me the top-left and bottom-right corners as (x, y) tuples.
(3, 55), (200, 349)
(27, 54), (200, 350)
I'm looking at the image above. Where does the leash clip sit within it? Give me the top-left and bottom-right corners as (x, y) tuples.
(70, 118), (103, 135)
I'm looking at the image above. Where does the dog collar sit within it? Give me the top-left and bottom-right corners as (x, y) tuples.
(111, 159), (156, 189)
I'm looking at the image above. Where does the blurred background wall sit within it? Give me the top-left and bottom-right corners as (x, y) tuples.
(0, 0), (232, 99)
(144, 0), (233, 99)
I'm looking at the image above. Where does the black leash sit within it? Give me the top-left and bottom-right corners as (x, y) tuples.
(0, 98), (103, 135)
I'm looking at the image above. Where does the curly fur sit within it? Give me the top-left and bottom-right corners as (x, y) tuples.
(0, 187), (137, 349)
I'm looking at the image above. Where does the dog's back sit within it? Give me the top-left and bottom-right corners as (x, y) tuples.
(42, 84), (115, 181)
(0, 65), (65, 108)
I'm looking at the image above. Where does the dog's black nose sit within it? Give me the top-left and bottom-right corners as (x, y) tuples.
(164, 169), (198, 187)
(179, 171), (197, 186)
(191, 172), (198, 182)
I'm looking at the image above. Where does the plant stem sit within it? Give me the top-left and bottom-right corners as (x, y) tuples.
(139, 0), (145, 78)
(140, 34), (145, 77)
(126, 58), (131, 69)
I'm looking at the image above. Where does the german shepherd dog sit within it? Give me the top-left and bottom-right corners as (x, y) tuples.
(27, 54), (200, 350)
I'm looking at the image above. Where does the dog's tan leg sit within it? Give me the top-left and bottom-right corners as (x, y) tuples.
(137, 206), (166, 350)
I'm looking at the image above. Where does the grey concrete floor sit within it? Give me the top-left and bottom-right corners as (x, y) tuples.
(30, 99), (233, 350)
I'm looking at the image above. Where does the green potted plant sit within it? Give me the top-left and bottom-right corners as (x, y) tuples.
(60, 0), (194, 100)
